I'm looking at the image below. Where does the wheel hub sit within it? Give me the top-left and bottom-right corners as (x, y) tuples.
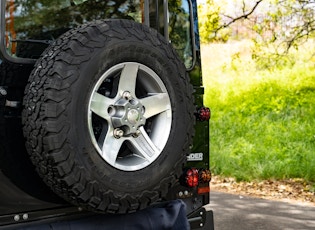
(110, 93), (146, 136)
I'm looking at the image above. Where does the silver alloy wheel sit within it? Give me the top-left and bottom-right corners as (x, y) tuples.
(88, 62), (172, 171)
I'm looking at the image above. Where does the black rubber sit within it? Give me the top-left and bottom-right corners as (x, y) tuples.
(22, 19), (195, 214)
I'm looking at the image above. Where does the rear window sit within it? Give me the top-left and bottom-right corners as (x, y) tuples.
(5, 0), (143, 58)
(4, 0), (194, 69)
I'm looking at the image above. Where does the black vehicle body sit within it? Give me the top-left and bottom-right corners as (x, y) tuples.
(0, 0), (213, 229)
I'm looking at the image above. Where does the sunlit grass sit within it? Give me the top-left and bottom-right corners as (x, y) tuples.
(202, 40), (315, 183)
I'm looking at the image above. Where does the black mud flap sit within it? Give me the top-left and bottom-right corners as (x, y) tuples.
(188, 207), (214, 230)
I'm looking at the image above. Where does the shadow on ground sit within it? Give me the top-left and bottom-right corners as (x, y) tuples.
(205, 191), (315, 230)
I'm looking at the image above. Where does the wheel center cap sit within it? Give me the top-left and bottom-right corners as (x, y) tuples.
(127, 109), (140, 124)
(110, 97), (146, 136)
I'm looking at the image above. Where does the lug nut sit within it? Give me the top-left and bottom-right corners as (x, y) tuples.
(122, 91), (132, 100)
(108, 105), (116, 116)
(132, 129), (141, 138)
(113, 128), (124, 138)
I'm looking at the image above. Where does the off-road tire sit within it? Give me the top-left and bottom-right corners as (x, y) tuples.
(22, 19), (195, 213)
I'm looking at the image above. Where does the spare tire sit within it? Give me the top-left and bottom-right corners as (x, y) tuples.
(22, 19), (195, 214)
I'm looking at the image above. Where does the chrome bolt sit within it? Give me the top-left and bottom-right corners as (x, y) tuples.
(122, 91), (132, 100)
(0, 87), (7, 96)
(14, 215), (20, 221)
(22, 214), (29, 220)
(132, 129), (141, 138)
(113, 128), (124, 138)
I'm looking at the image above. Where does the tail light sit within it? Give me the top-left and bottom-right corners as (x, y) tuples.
(185, 168), (211, 187)
(196, 107), (211, 121)
(199, 169), (212, 183)
(184, 168), (212, 188)
(198, 169), (211, 194)
(179, 168), (212, 196)
(185, 168), (199, 187)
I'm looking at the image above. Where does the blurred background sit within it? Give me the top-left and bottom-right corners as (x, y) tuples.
(198, 0), (315, 201)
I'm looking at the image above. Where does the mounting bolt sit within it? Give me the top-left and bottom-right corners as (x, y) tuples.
(22, 214), (29, 220)
(114, 128), (124, 138)
(14, 215), (20, 221)
(0, 86), (7, 96)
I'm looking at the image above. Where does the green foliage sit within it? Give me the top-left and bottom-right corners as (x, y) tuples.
(209, 0), (315, 61)
(251, 0), (315, 61)
(203, 41), (315, 183)
(198, 0), (230, 43)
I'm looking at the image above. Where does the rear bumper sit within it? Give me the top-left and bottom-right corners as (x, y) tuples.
(0, 199), (214, 230)
(1, 201), (214, 230)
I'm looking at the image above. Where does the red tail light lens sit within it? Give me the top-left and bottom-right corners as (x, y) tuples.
(186, 168), (199, 187)
(196, 107), (211, 121)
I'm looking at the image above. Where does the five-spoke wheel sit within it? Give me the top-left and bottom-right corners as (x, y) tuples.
(88, 62), (172, 171)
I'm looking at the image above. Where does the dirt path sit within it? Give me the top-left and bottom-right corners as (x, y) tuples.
(211, 176), (315, 206)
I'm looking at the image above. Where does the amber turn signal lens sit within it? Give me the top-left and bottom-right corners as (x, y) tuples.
(199, 169), (212, 183)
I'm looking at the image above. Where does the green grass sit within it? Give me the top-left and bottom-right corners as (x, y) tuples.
(202, 40), (315, 183)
